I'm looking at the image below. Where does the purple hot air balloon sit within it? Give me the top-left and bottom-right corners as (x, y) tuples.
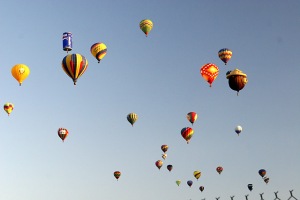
(187, 180), (193, 187)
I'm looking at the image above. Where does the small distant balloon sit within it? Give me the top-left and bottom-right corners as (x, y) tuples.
(194, 170), (201, 180)
(216, 166), (223, 174)
(199, 186), (204, 192)
(155, 160), (163, 170)
(62, 32), (72, 53)
(235, 125), (242, 135)
(263, 176), (269, 184)
(139, 19), (153, 37)
(176, 180), (181, 186)
(181, 127), (194, 144)
(248, 184), (253, 191)
(186, 112), (197, 125)
(58, 128), (69, 142)
(4, 103), (14, 116)
(161, 144), (169, 153)
(187, 180), (193, 187)
(114, 171), (121, 181)
(218, 48), (232, 65)
(258, 169), (266, 177)
(167, 165), (173, 172)
(162, 153), (167, 160)
(127, 113), (138, 126)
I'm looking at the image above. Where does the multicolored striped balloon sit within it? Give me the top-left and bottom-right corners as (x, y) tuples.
(218, 48), (232, 65)
(90, 42), (107, 63)
(155, 160), (163, 170)
(139, 19), (153, 37)
(62, 54), (88, 85)
(114, 171), (121, 181)
(181, 127), (194, 144)
(186, 112), (197, 125)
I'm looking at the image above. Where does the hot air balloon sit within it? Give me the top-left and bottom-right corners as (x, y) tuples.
(161, 144), (169, 153)
(226, 69), (248, 95)
(216, 166), (223, 174)
(200, 63), (219, 87)
(127, 113), (138, 126)
(62, 54), (88, 85)
(62, 32), (72, 53)
(263, 176), (269, 184)
(258, 169), (266, 177)
(218, 48), (232, 65)
(114, 171), (121, 181)
(139, 19), (153, 37)
(176, 180), (181, 186)
(235, 125), (242, 135)
(194, 170), (201, 180)
(4, 103), (14, 116)
(11, 64), (30, 86)
(248, 184), (253, 191)
(162, 153), (167, 160)
(58, 128), (69, 142)
(155, 160), (163, 170)
(187, 112), (197, 125)
(181, 127), (194, 144)
(167, 165), (173, 172)
(199, 186), (204, 192)
(90, 42), (107, 63)
(187, 180), (193, 187)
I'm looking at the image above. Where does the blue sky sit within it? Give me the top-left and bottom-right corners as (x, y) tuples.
(0, 1), (299, 199)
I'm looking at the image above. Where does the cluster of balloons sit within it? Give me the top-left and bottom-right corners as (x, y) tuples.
(200, 48), (248, 95)
(61, 32), (107, 85)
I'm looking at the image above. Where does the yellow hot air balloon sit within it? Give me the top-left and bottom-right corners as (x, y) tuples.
(90, 43), (107, 63)
(4, 103), (14, 116)
(194, 170), (201, 180)
(62, 53), (88, 85)
(11, 64), (30, 86)
(127, 113), (138, 126)
(139, 19), (153, 37)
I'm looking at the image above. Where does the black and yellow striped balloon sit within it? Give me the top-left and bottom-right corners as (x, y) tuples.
(90, 43), (107, 63)
(127, 112), (138, 126)
(62, 54), (88, 85)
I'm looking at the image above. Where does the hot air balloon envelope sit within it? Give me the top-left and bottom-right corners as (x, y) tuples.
(114, 171), (121, 180)
(226, 69), (248, 95)
(155, 160), (163, 170)
(63, 32), (72, 53)
(161, 144), (169, 153)
(187, 180), (193, 187)
(11, 64), (30, 86)
(216, 166), (223, 174)
(167, 165), (173, 172)
(90, 42), (107, 63)
(58, 128), (69, 142)
(218, 48), (232, 65)
(187, 112), (197, 125)
(127, 113), (138, 126)
(258, 169), (266, 177)
(140, 19), (153, 37)
(199, 186), (204, 192)
(194, 170), (201, 180)
(62, 54), (88, 85)
(4, 103), (14, 116)
(200, 63), (219, 87)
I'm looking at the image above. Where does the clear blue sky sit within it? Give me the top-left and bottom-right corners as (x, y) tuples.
(0, 1), (299, 199)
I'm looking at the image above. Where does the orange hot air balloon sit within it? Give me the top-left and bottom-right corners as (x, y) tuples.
(114, 171), (121, 181)
(181, 127), (194, 144)
(58, 128), (69, 142)
(155, 160), (163, 170)
(218, 48), (232, 65)
(200, 63), (219, 87)
(186, 112), (197, 125)
(216, 166), (223, 174)
(11, 64), (30, 86)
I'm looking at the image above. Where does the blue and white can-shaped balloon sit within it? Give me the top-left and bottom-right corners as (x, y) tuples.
(62, 32), (72, 53)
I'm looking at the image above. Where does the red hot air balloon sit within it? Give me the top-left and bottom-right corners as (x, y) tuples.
(58, 128), (69, 142)
(155, 160), (163, 170)
(181, 127), (194, 144)
(186, 112), (197, 125)
(200, 63), (219, 87)
(216, 166), (223, 174)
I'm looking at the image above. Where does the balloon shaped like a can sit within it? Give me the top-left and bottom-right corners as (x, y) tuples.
(11, 64), (30, 86)
(226, 69), (248, 95)
(62, 32), (72, 53)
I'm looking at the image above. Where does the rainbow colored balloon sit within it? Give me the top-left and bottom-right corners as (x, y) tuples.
(181, 127), (194, 144)
(218, 48), (232, 65)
